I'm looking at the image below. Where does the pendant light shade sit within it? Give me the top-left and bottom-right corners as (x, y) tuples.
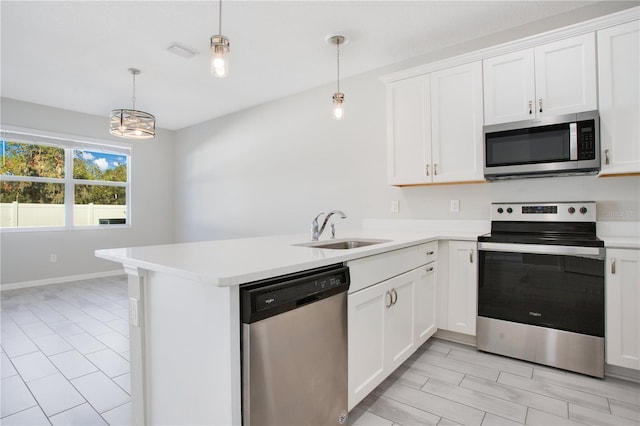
(109, 68), (155, 140)
(327, 34), (347, 121)
(210, 0), (230, 78)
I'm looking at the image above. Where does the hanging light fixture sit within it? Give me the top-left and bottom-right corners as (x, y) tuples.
(327, 34), (347, 120)
(109, 68), (155, 140)
(210, 0), (230, 78)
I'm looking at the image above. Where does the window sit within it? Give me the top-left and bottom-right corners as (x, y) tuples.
(1, 130), (131, 230)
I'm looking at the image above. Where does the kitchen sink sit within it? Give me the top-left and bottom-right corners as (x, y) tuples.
(294, 238), (391, 250)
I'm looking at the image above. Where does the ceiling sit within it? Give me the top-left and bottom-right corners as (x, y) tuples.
(0, 1), (631, 131)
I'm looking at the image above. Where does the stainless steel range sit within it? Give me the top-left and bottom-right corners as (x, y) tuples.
(477, 201), (605, 377)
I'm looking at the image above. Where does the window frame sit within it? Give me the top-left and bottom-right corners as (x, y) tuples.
(1, 126), (132, 232)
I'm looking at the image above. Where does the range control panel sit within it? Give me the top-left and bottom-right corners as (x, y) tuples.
(491, 202), (597, 222)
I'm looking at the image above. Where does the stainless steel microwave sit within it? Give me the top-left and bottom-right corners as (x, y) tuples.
(483, 110), (600, 180)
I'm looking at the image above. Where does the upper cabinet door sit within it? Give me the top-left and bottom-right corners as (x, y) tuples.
(483, 33), (597, 125)
(483, 50), (536, 125)
(534, 33), (597, 117)
(598, 20), (640, 176)
(431, 61), (484, 183)
(387, 75), (432, 185)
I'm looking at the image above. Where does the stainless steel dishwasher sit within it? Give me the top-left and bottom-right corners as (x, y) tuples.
(240, 264), (350, 426)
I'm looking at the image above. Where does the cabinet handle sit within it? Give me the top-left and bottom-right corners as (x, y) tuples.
(425, 164), (430, 176)
(528, 100), (533, 115)
(426, 251), (435, 256)
(385, 290), (393, 308)
(605, 149), (610, 165)
(538, 99), (543, 113)
(469, 249), (474, 263)
(611, 258), (616, 274)
(426, 266), (434, 272)
(434, 163), (438, 175)
(391, 289), (398, 306)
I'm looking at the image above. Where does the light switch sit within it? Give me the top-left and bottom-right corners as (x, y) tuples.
(450, 200), (460, 213)
(391, 200), (399, 213)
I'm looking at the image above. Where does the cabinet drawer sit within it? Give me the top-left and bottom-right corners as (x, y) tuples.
(348, 246), (420, 293)
(418, 241), (438, 264)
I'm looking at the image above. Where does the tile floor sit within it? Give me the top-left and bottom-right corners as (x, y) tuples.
(350, 340), (640, 426)
(1, 276), (639, 426)
(1, 276), (130, 425)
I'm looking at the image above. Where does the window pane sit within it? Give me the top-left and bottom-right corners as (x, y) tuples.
(1, 140), (65, 178)
(73, 150), (127, 182)
(0, 181), (65, 228)
(74, 184), (126, 226)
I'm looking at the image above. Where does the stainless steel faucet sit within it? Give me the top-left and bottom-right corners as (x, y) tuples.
(311, 210), (347, 241)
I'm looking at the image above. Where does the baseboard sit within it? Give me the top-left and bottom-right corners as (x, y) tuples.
(605, 364), (640, 383)
(434, 329), (477, 347)
(1, 270), (126, 291)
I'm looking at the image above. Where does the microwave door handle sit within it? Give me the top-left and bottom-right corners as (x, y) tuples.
(569, 122), (578, 160)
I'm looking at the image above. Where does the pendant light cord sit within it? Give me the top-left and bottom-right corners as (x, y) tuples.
(218, 0), (222, 35)
(131, 71), (137, 110)
(336, 38), (341, 93)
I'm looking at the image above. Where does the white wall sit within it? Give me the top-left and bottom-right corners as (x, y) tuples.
(1, 98), (175, 285)
(174, 4), (640, 242)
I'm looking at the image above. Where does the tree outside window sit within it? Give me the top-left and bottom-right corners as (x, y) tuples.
(1, 137), (130, 229)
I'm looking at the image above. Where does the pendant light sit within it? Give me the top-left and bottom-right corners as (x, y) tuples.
(210, 0), (230, 78)
(109, 68), (156, 140)
(328, 34), (347, 120)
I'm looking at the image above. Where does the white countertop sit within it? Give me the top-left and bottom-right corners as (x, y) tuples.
(95, 229), (479, 287)
(96, 219), (640, 286)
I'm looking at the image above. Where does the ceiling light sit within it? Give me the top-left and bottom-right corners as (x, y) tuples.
(210, 0), (230, 78)
(109, 68), (156, 140)
(167, 42), (199, 59)
(327, 34), (348, 121)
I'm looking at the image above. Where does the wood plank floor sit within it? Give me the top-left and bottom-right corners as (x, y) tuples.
(349, 338), (640, 426)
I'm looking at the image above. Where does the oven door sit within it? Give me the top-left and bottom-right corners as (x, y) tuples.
(477, 242), (605, 337)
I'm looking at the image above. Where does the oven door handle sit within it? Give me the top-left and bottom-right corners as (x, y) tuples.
(478, 242), (605, 259)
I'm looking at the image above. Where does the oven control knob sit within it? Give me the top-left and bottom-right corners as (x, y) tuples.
(580, 207), (588, 214)
(497, 207), (504, 214)
(506, 207), (513, 214)
(568, 207), (576, 214)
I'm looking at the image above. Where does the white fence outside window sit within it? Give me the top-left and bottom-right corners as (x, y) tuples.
(0, 202), (127, 228)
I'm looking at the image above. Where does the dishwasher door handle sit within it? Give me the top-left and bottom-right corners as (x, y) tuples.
(296, 294), (321, 307)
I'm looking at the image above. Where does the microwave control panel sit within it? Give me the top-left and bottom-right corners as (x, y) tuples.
(577, 120), (596, 160)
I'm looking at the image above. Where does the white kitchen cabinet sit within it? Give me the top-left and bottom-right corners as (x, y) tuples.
(597, 20), (640, 176)
(415, 261), (437, 346)
(606, 248), (640, 371)
(447, 241), (478, 336)
(430, 62), (484, 183)
(483, 50), (536, 125)
(348, 241), (438, 410)
(387, 75), (431, 185)
(483, 33), (597, 125)
(347, 268), (418, 410)
(387, 62), (484, 185)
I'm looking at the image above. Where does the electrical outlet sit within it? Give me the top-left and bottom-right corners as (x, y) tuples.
(450, 200), (460, 213)
(49, 254), (57, 263)
(391, 200), (399, 213)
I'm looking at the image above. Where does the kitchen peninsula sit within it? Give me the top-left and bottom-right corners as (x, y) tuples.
(95, 227), (483, 425)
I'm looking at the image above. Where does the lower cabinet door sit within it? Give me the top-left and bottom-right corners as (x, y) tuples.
(384, 271), (417, 373)
(415, 262), (437, 346)
(447, 241), (478, 336)
(347, 269), (418, 410)
(347, 280), (388, 410)
(606, 248), (640, 370)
